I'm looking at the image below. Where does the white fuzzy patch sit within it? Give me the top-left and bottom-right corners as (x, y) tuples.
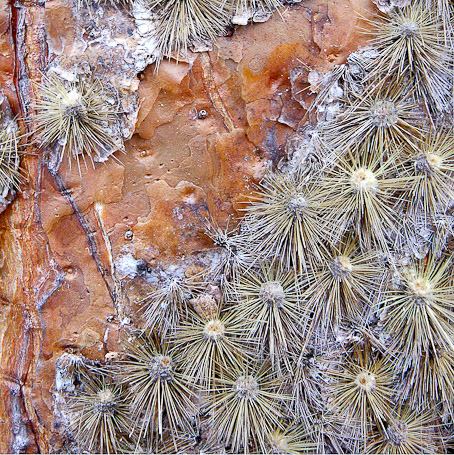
(115, 253), (140, 279)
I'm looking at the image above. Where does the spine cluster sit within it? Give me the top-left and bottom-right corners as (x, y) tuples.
(0, 98), (23, 206)
(34, 74), (123, 172)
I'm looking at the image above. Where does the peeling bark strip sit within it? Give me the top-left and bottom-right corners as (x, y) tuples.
(0, 318), (39, 454)
(49, 170), (117, 303)
(94, 202), (130, 324)
(199, 52), (236, 133)
(0, 0), (54, 452)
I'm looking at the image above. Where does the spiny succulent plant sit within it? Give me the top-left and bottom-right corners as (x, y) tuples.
(319, 83), (423, 155)
(34, 73), (121, 172)
(318, 145), (408, 252)
(326, 347), (394, 452)
(243, 170), (329, 274)
(288, 348), (326, 427)
(203, 217), (256, 289)
(307, 49), (372, 116)
(398, 129), (454, 225)
(171, 307), (249, 390)
(117, 334), (198, 450)
(364, 3), (453, 119)
(308, 411), (357, 454)
(379, 252), (454, 372)
(301, 235), (384, 336)
(228, 262), (304, 373)
(207, 363), (287, 454)
(429, 0), (454, 43)
(155, 429), (213, 454)
(54, 0), (454, 452)
(399, 347), (454, 418)
(265, 422), (316, 454)
(148, 0), (229, 59)
(139, 274), (201, 336)
(227, 0), (282, 16)
(365, 406), (445, 454)
(67, 372), (132, 454)
(55, 352), (100, 395)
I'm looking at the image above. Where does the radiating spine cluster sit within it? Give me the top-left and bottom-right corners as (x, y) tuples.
(34, 74), (122, 172)
(364, 2), (452, 120)
(66, 371), (132, 454)
(0, 100), (23, 198)
(207, 363), (286, 453)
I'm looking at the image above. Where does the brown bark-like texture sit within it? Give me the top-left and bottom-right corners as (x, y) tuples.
(0, 0), (374, 452)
